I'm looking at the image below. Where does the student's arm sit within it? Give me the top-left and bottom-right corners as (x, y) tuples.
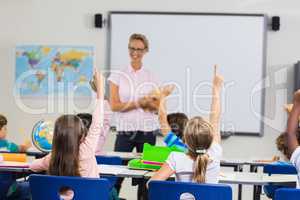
(158, 85), (176, 136)
(18, 140), (31, 152)
(158, 97), (171, 136)
(286, 90), (300, 154)
(29, 153), (51, 172)
(95, 101), (111, 155)
(209, 65), (223, 144)
(148, 163), (175, 187)
(81, 69), (104, 156)
(109, 82), (139, 112)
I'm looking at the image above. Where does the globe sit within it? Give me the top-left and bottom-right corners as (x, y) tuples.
(31, 120), (54, 152)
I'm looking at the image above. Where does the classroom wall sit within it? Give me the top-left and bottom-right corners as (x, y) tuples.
(0, 0), (300, 198)
(1, 0), (299, 157)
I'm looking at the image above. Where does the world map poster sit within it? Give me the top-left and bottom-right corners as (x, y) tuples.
(15, 45), (94, 96)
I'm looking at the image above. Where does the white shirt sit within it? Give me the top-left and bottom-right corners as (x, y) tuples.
(166, 142), (222, 184)
(108, 66), (160, 132)
(290, 146), (300, 188)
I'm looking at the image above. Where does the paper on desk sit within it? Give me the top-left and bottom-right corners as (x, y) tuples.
(98, 164), (149, 177)
(98, 165), (125, 175)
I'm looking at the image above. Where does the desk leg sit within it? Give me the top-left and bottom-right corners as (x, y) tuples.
(132, 178), (148, 200)
(253, 185), (261, 200)
(234, 165), (243, 200)
(250, 165), (258, 173)
(250, 165), (259, 200)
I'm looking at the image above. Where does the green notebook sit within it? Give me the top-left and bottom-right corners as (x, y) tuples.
(128, 143), (183, 171)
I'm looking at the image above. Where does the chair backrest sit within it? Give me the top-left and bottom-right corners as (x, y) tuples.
(29, 174), (110, 200)
(96, 155), (122, 187)
(275, 188), (300, 200)
(263, 162), (297, 175)
(0, 173), (14, 199)
(148, 180), (232, 200)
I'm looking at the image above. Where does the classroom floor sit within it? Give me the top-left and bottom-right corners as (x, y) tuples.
(103, 132), (271, 200)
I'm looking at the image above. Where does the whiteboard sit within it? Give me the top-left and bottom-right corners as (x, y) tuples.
(108, 12), (267, 136)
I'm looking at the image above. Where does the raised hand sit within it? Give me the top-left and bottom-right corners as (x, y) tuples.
(161, 85), (175, 98)
(210, 65), (223, 144)
(284, 104), (293, 113)
(94, 68), (104, 98)
(213, 65), (224, 90)
(293, 89), (300, 108)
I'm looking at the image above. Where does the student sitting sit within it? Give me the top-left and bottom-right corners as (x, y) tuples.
(261, 133), (300, 199)
(150, 65), (223, 184)
(159, 110), (188, 152)
(284, 89), (300, 187)
(0, 115), (31, 152)
(276, 133), (300, 161)
(29, 69), (115, 199)
(0, 115), (31, 200)
(157, 65), (222, 152)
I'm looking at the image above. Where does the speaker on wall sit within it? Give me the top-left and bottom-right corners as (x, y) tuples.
(271, 16), (280, 31)
(294, 61), (300, 91)
(95, 13), (103, 28)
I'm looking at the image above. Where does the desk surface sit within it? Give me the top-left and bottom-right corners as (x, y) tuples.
(101, 151), (141, 160)
(0, 161), (31, 173)
(0, 149), (276, 168)
(0, 163), (297, 186)
(138, 169), (297, 186)
(98, 164), (148, 178)
(219, 172), (297, 185)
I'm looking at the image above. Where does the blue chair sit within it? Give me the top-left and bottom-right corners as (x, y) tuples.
(96, 155), (122, 188)
(263, 161), (297, 199)
(0, 173), (14, 199)
(29, 174), (110, 200)
(148, 180), (232, 200)
(275, 188), (300, 200)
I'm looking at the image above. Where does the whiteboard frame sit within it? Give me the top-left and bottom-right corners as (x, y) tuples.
(107, 11), (267, 137)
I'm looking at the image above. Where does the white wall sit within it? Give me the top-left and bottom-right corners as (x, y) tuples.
(1, 0), (300, 199)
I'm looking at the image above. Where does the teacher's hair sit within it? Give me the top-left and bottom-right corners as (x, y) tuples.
(129, 33), (149, 52)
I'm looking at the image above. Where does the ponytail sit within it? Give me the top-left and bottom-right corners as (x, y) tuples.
(184, 116), (214, 183)
(193, 153), (209, 183)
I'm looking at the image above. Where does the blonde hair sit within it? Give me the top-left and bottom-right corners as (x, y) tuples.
(183, 116), (213, 183)
(128, 33), (149, 52)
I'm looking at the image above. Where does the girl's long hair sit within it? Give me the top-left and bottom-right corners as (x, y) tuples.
(48, 115), (86, 176)
(183, 116), (213, 183)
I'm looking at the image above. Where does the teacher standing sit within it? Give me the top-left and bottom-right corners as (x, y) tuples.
(108, 33), (159, 196)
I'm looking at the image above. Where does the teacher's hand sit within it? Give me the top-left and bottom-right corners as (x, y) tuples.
(138, 85), (175, 114)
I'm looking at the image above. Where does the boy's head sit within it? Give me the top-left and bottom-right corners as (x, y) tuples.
(276, 130), (300, 159)
(167, 113), (188, 139)
(0, 114), (8, 139)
